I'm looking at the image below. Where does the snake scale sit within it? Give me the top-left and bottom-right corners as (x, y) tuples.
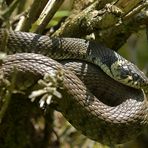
(0, 29), (148, 145)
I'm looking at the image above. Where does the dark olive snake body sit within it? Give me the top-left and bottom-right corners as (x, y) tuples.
(0, 29), (148, 145)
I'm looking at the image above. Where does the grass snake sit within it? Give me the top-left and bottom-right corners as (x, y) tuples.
(0, 29), (148, 145)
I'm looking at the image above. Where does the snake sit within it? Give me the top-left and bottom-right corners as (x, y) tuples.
(0, 29), (148, 145)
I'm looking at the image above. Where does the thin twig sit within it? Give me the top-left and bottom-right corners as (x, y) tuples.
(72, 0), (95, 12)
(15, 15), (27, 31)
(123, 1), (148, 20)
(0, 0), (19, 19)
(0, 64), (18, 124)
(115, 0), (143, 14)
(16, 0), (48, 31)
(0, 89), (11, 124)
(35, 0), (64, 34)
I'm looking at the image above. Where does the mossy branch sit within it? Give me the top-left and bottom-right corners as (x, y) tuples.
(52, 0), (148, 50)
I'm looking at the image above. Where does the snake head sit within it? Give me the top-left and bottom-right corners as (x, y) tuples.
(111, 60), (148, 89)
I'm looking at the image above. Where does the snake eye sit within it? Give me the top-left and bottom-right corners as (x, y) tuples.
(132, 73), (139, 81)
(120, 69), (130, 79)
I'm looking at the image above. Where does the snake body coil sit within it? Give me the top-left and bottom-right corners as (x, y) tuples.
(0, 30), (148, 145)
(0, 29), (148, 89)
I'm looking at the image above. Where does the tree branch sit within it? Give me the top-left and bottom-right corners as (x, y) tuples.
(52, 0), (148, 50)
(16, 0), (48, 31)
(35, 0), (64, 34)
